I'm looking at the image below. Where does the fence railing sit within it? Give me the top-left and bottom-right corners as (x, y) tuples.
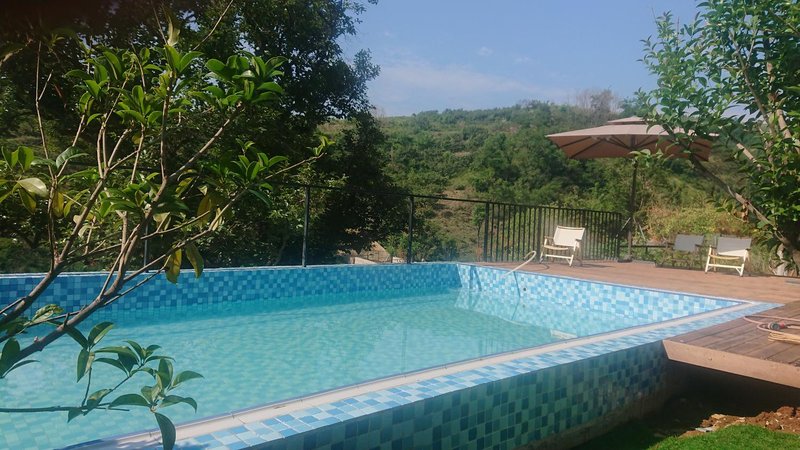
(140, 182), (624, 266)
(479, 202), (623, 263)
(282, 183), (623, 265)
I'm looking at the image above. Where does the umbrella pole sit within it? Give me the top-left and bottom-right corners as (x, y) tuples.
(625, 160), (638, 261)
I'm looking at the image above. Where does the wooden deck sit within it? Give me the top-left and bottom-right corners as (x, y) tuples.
(663, 302), (800, 388)
(482, 260), (799, 304)
(482, 260), (800, 386)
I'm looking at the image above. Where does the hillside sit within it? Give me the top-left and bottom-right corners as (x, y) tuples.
(368, 101), (751, 262)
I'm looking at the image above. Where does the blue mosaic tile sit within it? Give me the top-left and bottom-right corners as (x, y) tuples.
(2, 263), (776, 450)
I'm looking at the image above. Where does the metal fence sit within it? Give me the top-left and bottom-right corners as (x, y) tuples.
(480, 203), (623, 262)
(285, 183), (623, 266)
(136, 182), (624, 267)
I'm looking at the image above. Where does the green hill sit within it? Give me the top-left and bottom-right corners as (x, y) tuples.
(367, 101), (753, 264)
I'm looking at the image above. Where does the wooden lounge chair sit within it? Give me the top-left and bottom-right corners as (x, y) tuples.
(663, 234), (704, 267)
(540, 226), (585, 266)
(705, 236), (751, 277)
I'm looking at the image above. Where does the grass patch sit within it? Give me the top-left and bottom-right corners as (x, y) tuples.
(651, 425), (800, 449)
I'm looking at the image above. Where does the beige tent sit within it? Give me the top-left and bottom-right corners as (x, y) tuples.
(546, 116), (713, 260)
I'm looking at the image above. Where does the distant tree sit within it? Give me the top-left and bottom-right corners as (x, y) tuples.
(572, 88), (620, 122)
(641, 1), (800, 274)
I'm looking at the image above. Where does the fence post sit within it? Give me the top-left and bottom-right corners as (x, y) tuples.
(407, 196), (415, 264)
(482, 203), (489, 262)
(302, 185), (310, 267)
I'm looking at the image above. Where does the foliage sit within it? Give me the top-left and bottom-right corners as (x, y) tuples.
(376, 102), (748, 263)
(0, 0), (387, 268)
(645, 206), (751, 241)
(641, 1), (800, 274)
(0, 11), (315, 447)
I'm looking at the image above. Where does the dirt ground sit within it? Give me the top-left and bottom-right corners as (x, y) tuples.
(682, 406), (800, 437)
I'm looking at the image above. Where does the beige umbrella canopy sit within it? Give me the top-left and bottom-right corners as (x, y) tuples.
(546, 116), (713, 260)
(546, 116), (712, 160)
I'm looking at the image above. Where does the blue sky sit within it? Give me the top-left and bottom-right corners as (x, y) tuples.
(341, 0), (701, 116)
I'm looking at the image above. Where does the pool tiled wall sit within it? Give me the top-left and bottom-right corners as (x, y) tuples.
(239, 342), (672, 450)
(0, 263), (462, 313)
(457, 264), (737, 323)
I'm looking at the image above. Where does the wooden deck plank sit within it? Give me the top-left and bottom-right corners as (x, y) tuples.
(670, 319), (751, 345)
(663, 303), (800, 388)
(485, 261), (800, 304)
(677, 320), (754, 347)
(663, 340), (800, 389)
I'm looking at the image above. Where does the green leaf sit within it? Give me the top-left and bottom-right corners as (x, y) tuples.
(125, 340), (146, 360)
(18, 188), (36, 213)
(86, 388), (111, 407)
(102, 51), (122, 78)
(2, 147), (18, 166)
(267, 156), (288, 168)
(205, 59), (225, 74)
(0, 317), (26, 336)
(65, 69), (91, 81)
(165, 249), (182, 284)
(52, 190), (65, 218)
(157, 358), (173, 389)
(84, 80), (101, 99)
(55, 147), (87, 169)
(17, 177), (48, 197)
(7, 359), (37, 373)
(29, 304), (63, 325)
(67, 407), (83, 422)
(63, 325), (88, 348)
(160, 395), (197, 412)
(248, 189), (270, 205)
(177, 51), (202, 73)
(172, 370), (203, 387)
(0, 338), (21, 377)
(96, 345), (138, 361)
(164, 45), (181, 71)
(18, 146), (34, 170)
(87, 321), (114, 346)
(184, 242), (203, 279)
(256, 81), (283, 94)
(109, 393), (150, 409)
(141, 384), (161, 403)
(94, 357), (128, 374)
(76, 348), (93, 382)
(154, 412), (176, 450)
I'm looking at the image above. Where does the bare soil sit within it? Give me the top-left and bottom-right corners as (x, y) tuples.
(682, 406), (800, 437)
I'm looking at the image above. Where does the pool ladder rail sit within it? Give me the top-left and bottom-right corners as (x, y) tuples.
(499, 250), (537, 281)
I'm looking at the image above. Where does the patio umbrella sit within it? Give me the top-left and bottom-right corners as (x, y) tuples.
(546, 116), (713, 261)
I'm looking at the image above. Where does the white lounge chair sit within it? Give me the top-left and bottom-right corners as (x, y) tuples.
(663, 234), (704, 267)
(540, 226), (585, 266)
(705, 236), (751, 277)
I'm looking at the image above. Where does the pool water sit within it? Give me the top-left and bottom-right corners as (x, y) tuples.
(1, 286), (643, 449)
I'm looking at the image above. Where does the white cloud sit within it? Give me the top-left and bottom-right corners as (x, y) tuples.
(477, 46), (493, 57)
(514, 56), (533, 64)
(368, 57), (573, 115)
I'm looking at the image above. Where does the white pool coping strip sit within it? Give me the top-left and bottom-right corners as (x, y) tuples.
(80, 298), (759, 449)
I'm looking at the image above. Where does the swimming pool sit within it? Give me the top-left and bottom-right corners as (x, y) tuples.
(0, 263), (774, 449)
